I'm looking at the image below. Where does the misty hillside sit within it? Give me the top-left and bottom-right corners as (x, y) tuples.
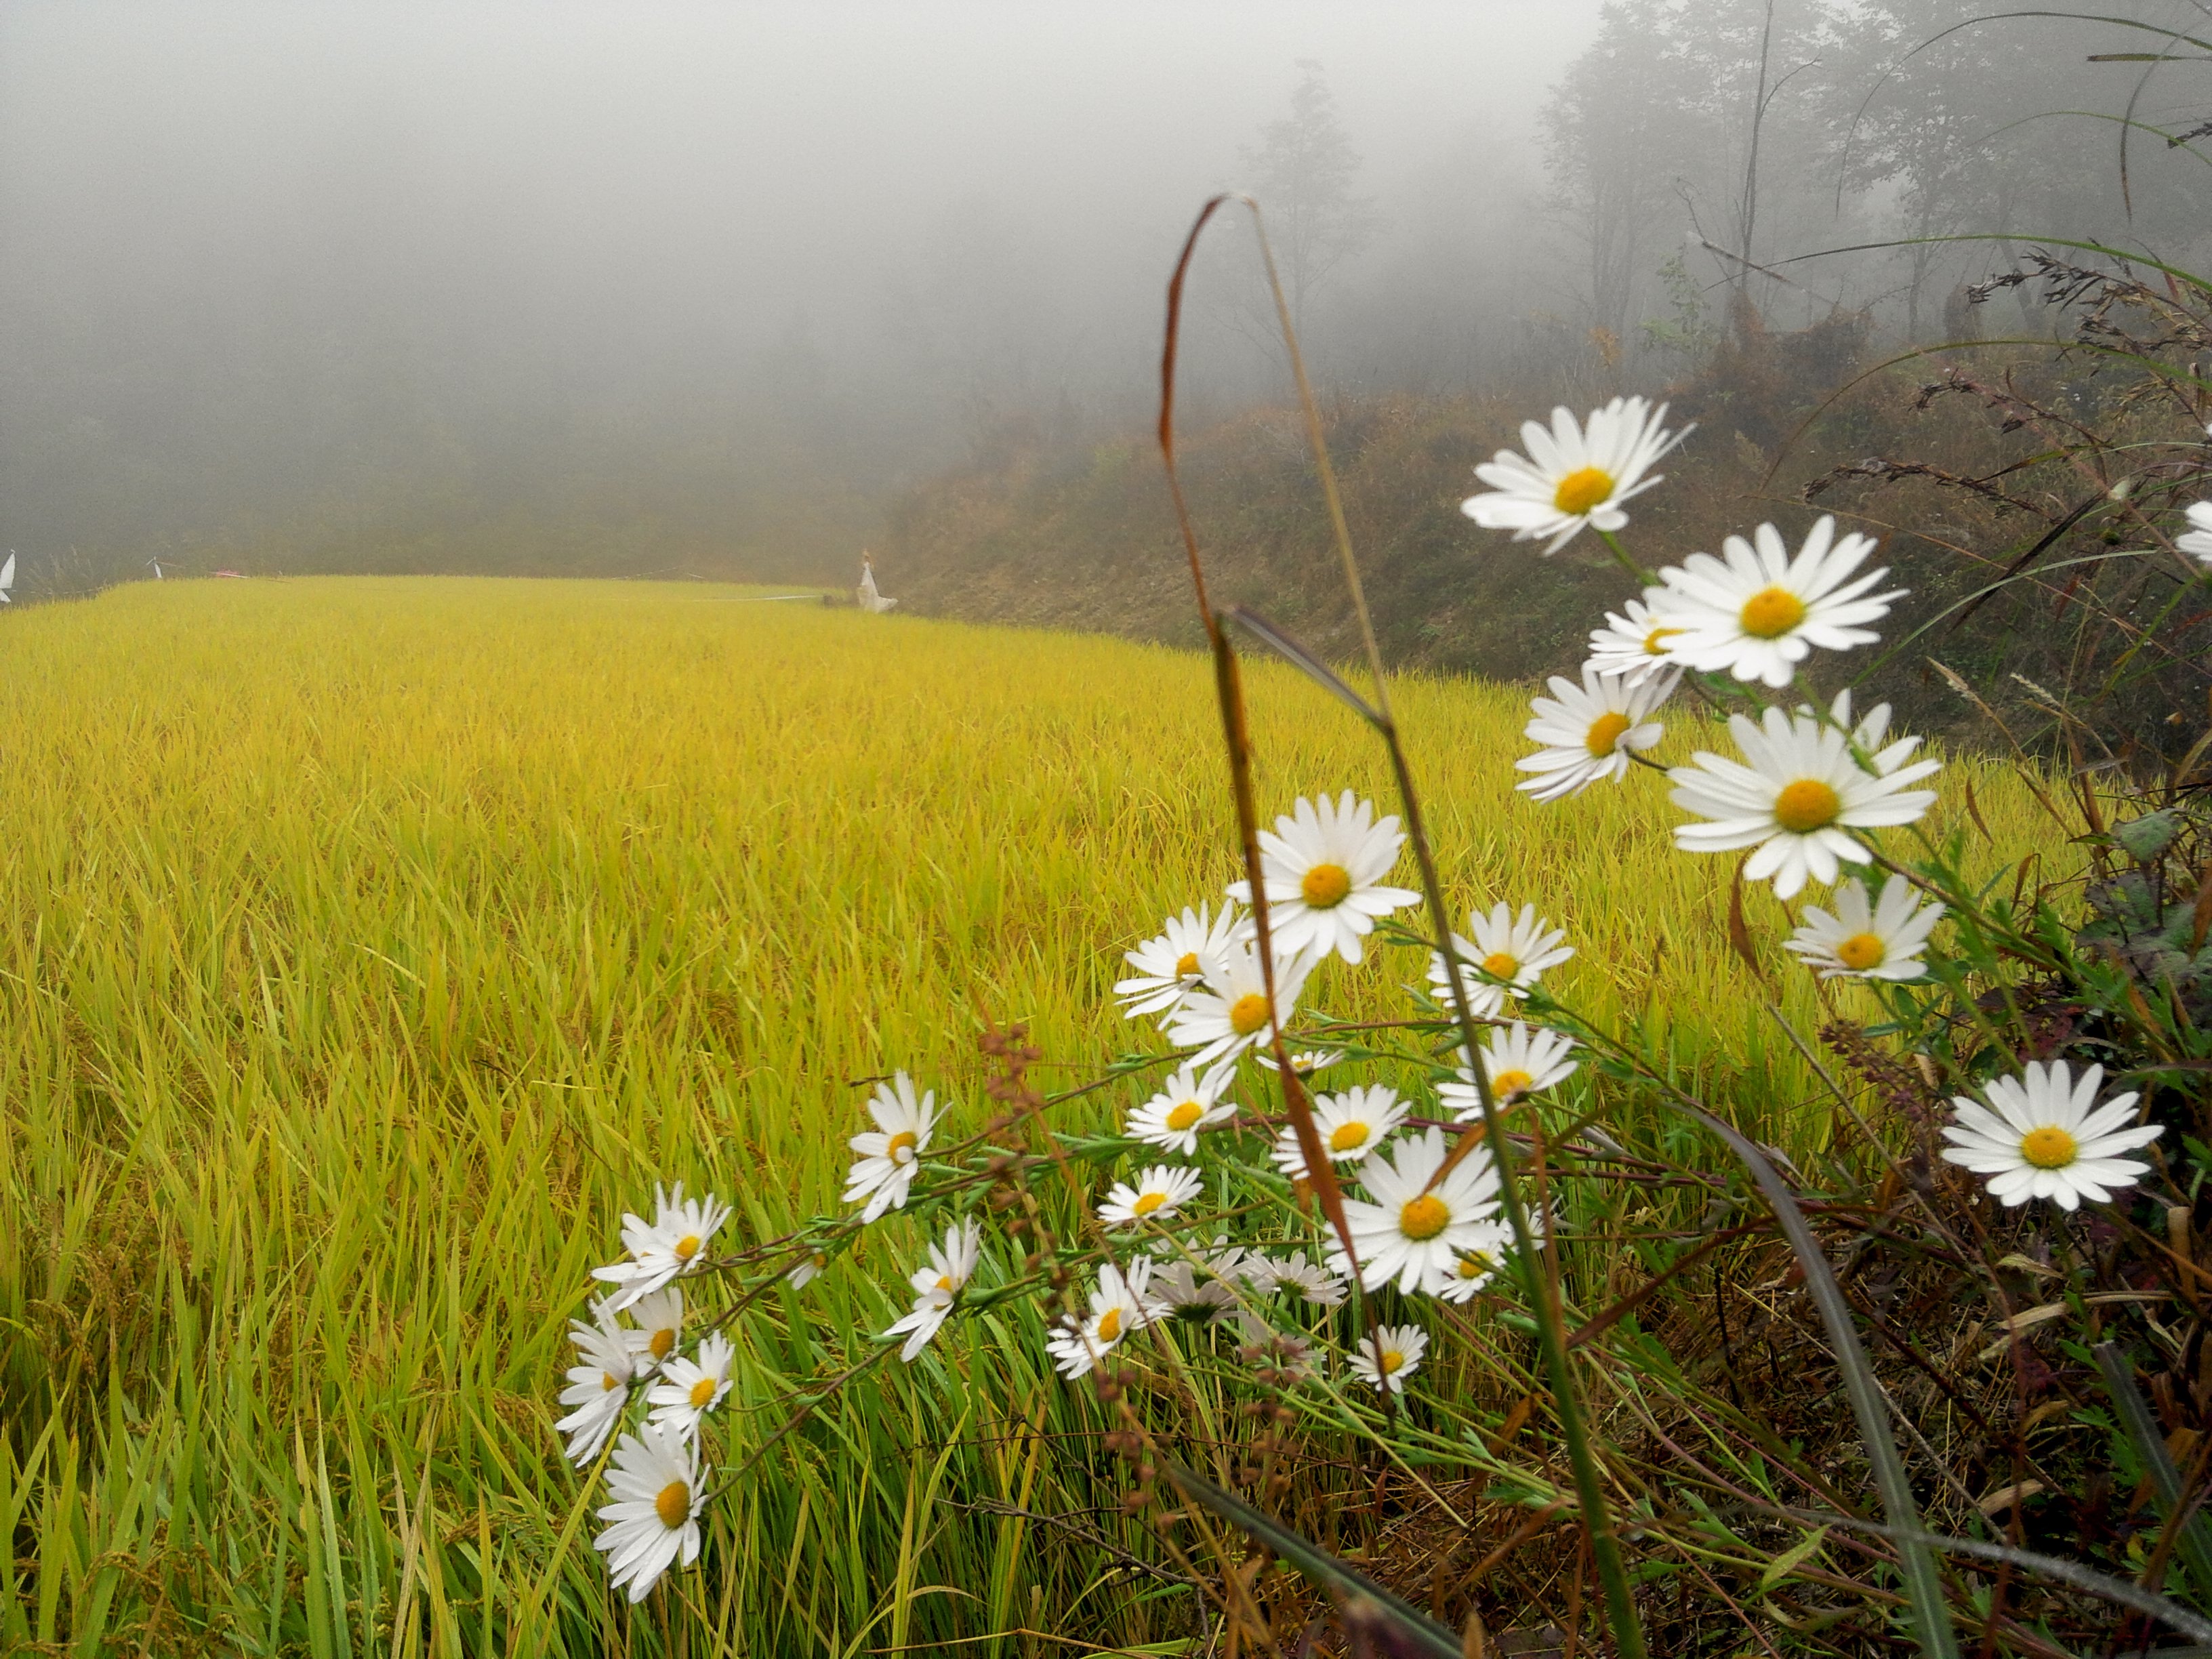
(878, 315), (2195, 750)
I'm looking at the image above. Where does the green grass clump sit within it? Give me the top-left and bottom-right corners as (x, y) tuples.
(0, 577), (2052, 1653)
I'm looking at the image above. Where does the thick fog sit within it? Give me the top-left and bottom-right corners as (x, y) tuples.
(0, 2), (1595, 581)
(5, 1), (2208, 588)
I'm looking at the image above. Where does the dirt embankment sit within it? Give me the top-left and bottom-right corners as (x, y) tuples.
(880, 317), (2212, 758)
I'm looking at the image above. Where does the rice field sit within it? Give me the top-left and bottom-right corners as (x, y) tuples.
(0, 577), (2057, 1655)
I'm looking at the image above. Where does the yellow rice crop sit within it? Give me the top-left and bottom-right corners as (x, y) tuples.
(0, 577), (2055, 1653)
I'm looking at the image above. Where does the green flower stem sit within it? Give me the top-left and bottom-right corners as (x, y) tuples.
(1596, 528), (1660, 588)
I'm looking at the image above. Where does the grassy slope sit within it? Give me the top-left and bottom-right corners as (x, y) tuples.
(0, 577), (2051, 1654)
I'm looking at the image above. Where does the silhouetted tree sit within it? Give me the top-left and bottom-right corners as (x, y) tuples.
(1824, 0), (2209, 339)
(1237, 60), (1383, 335)
(1542, 0), (1839, 348)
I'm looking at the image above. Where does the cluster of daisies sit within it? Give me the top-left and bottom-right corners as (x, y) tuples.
(1462, 394), (2165, 1208)
(559, 395), (2173, 1608)
(1469, 400), (1953, 938)
(556, 1185), (733, 1601)
(832, 788), (1582, 1399)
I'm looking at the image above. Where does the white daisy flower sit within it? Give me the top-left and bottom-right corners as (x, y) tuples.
(1046, 1259), (1159, 1378)
(785, 1250), (828, 1289)
(1586, 590), (1691, 688)
(647, 1331), (735, 1442)
(1114, 902), (1245, 1021)
(1329, 1127), (1502, 1296)
(1668, 708), (1941, 899)
(882, 1218), (983, 1361)
(1208, 1241), (1273, 1291)
(622, 1287), (685, 1370)
(1269, 1084), (1409, 1183)
(1516, 668), (1670, 803)
(1350, 1324), (1429, 1394)
(593, 1425), (705, 1603)
(1257, 1047), (1344, 1078)
(592, 1184), (733, 1312)
(1126, 1063), (1237, 1155)
(1784, 876), (1944, 981)
(1435, 1222), (1520, 1305)
(1159, 1236), (1261, 1279)
(1165, 941), (1317, 1069)
(842, 1073), (941, 1223)
(1440, 1023), (1580, 1121)
(1656, 517), (1902, 688)
(1460, 396), (1689, 554)
(2177, 501), (2212, 565)
(1807, 689), (1923, 775)
(1940, 1061), (2163, 1210)
(554, 1299), (640, 1467)
(1098, 1164), (1207, 1229)
(1151, 1258), (1242, 1324)
(1227, 792), (1420, 965)
(1254, 1252), (1348, 1307)
(1428, 902), (1573, 1014)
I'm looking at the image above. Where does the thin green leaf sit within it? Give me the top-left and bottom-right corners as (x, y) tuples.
(1222, 606), (1383, 727)
(2093, 1343), (2212, 1599)
(1159, 1459), (1463, 1659)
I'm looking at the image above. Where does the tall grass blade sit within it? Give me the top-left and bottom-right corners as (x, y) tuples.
(2093, 1342), (2212, 1602)
(1670, 1097), (1960, 1659)
(1221, 606), (1383, 727)
(1160, 1459), (1462, 1659)
(1158, 192), (1650, 1659)
(1156, 194), (1370, 1303)
(1804, 1511), (2212, 1643)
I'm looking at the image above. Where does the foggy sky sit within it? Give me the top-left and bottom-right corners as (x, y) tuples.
(0, 1), (1599, 571)
(0, 3), (1591, 323)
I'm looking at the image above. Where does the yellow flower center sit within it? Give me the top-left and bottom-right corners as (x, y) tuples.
(1229, 993), (1271, 1036)
(1492, 1069), (1534, 1098)
(1835, 932), (1887, 972)
(1739, 586), (1807, 639)
(1328, 1121), (1370, 1152)
(1132, 1191), (1168, 1218)
(1173, 950), (1201, 979)
(1095, 1307), (1124, 1343)
(1481, 951), (1521, 981)
(1773, 779), (1841, 834)
(1584, 711), (1633, 756)
(1164, 1101), (1205, 1132)
(1553, 466), (1614, 516)
(602, 1370), (623, 1391)
(2020, 1126), (2078, 1170)
(1399, 1195), (1451, 1240)
(674, 1235), (701, 1263)
(1642, 625), (1683, 656)
(1301, 862), (1353, 908)
(655, 1480), (691, 1530)
(649, 1328), (676, 1361)
(886, 1130), (918, 1163)
(935, 1273), (954, 1292)
(689, 1376), (717, 1409)
(1455, 1254), (1492, 1279)
(1378, 1348), (1406, 1374)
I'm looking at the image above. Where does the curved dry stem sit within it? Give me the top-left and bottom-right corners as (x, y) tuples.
(1155, 190), (1649, 1659)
